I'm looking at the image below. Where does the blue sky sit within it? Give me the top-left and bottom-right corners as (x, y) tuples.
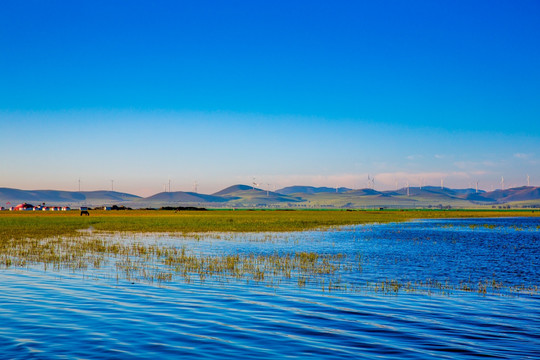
(1, 1), (539, 196)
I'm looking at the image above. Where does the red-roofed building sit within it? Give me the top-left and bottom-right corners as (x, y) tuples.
(15, 203), (34, 211)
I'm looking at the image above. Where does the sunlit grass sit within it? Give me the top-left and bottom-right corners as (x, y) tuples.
(1, 209), (538, 241)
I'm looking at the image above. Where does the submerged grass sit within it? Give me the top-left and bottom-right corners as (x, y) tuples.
(0, 231), (350, 289)
(1, 230), (536, 296)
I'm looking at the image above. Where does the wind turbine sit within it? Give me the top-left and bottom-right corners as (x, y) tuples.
(441, 178), (444, 190)
(475, 181), (478, 194)
(406, 181), (410, 196)
(252, 178), (260, 190)
(501, 176), (504, 190)
(193, 181), (198, 193)
(527, 174), (530, 187)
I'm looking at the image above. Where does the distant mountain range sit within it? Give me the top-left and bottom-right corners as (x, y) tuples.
(1, 185), (539, 209)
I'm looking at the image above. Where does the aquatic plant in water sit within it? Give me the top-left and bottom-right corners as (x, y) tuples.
(0, 228), (537, 296)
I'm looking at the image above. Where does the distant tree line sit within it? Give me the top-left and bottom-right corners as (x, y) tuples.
(161, 206), (208, 211)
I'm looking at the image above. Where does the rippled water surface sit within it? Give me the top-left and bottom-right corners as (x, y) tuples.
(1, 217), (539, 359)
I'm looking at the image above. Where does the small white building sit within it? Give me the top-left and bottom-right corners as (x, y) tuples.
(103, 206), (112, 211)
(62, 207), (71, 211)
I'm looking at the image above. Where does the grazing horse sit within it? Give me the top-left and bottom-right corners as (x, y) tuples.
(80, 210), (90, 216)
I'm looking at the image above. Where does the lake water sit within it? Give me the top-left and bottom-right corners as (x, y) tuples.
(1, 217), (539, 359)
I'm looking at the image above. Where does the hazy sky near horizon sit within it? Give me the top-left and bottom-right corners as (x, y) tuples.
(1, 1), (539, 196)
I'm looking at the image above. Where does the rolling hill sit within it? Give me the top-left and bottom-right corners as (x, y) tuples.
(467, 186), (540, 203)
(276, 186), (352, 195)
(0, 188), (140, 205)
(211, 184), (254, 197)
(213, 184), (304, 206)
(1, 185), (539, 208)
(141, 191), (228, 203)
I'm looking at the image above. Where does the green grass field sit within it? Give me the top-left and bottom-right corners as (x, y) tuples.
(1, 209), (538, 241)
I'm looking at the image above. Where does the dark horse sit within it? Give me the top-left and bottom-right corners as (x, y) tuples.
(80, 210), (90, 216)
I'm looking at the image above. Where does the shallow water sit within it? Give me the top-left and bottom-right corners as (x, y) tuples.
(1, 217), (539, 359)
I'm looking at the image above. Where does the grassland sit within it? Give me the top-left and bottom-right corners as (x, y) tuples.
(1, 209), (539, 241)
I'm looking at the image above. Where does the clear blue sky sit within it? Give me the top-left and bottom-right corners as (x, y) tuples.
(1, 1), (539, 196)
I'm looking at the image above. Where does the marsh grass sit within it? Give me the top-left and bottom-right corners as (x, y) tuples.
(1, 230), (537, 296)
(1, 210), (538, 295)
(0, 231), (351, 289)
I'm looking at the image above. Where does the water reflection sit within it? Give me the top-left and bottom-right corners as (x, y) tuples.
(1, 218), (539, 359)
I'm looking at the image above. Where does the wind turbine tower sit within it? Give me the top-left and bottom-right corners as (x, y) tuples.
(501, 176), (504, 190)
(193, 181), (198, 193)
(406, 181), (410, 196)
(441, 178), (444, 190)
(475, 181), (478, 194)
(527, 175), (530, 187)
